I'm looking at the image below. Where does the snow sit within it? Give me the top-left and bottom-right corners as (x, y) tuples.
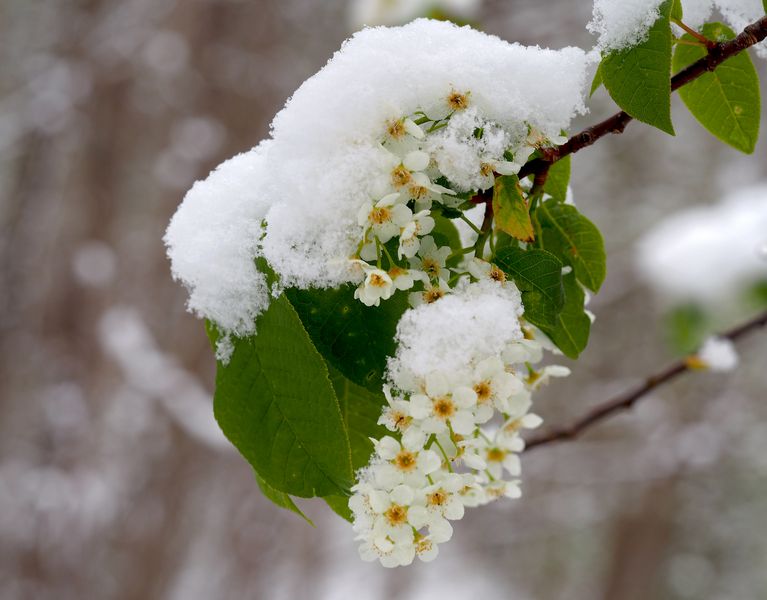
(635, 184), (767, 305)
(697, 336), (739, 371)
(165, 19), (591, 345)
(388, 280), (525, 381)
(164, 144), (272, 344)
(588, 0), (666, 51)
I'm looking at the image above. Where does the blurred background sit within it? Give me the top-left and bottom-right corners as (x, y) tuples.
(1, 1), (767, 598)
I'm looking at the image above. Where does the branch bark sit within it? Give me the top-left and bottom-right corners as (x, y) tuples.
(524, 310), (767, 451)
(518, 15), (767, 180)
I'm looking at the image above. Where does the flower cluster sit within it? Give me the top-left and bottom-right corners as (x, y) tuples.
(349, 282), (570, 567)
(351, 91), (565, 309)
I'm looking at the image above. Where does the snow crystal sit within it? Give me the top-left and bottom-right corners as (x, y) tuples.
(388, 280), (525, 381)
(164, 143), (271, 340)
(697, 336), (739, 371)
(588, 0), (666, 51)
(635, 184), (767, 305)
(166, 19), (591, 342)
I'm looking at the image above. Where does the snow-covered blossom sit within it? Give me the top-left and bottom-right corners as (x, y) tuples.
(350, 279), (572, 566)
(694, 336), (739, 372)
(166, 19), (590, 350)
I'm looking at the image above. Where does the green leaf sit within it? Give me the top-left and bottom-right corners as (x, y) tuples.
(671, 0), (683, 20)
(535, 200), (606, 292)
(492, 174), (534, 242)
(431, 214), (463, 268)
(286, 285), (408, 392)
(590, 63), (603, 96)
(255, 471), (314, 525)
(601, 0), (675, 135)
(494, 247), (564, 329)
(327, 363), (387, 471)
(324, 495), (354, 523)
(544, 155), (571, 203)
(538, 272), (592, 359)
(673, 22), (761, 153)
(664, 303), (709, 354)
(764, 0), (767, 14)
(213, 295), (353, 498)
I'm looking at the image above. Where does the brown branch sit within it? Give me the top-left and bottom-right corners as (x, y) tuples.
(518, 15), (767, 180)
(523, 310), (767, 451)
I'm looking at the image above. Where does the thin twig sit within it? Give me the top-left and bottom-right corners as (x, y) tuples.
(518, 16), (767, 180)
(523, 310), (767, 451)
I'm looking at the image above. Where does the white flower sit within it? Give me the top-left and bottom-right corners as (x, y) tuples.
(371, 435), (442, 489)
(378, 385), (414, 433)
(398, 210), (436, 259)
(407, 172), (456, 210)
(409, 371), (478, 436)
(466, 257), (508, 284)
(499, 394), (543, 441)
(388, 266), (426, 291)
(527, 364), (571, 390)
(353, 263), (395, 307)
(387, 117), (425, 140)
(502, 339), (544, 365)
(359, 521), (416, 568)
(483, 438), (522, 480)
(410, 472), (468, 524)
(357, 192), (412, 243)
(472, 355), (525, 415)
(408, 277), (451, 307)
(484, 480), (522, 501)
(410, 236), (452, 280)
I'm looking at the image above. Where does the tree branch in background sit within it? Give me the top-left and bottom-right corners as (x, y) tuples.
(524, 310), (767, 451)
(518, 15), (767, 180)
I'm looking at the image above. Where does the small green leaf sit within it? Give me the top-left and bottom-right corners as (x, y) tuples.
(590, 63), (603, 97)
(535, 200), (606, 292)
(602, 0), (675, 134)
(673, 22), (761, 153)
(494, 247), (564, 329)
(544, 155), (571, 203)
(664, 303), (710, 354)
(255, 471), (314, 525)
(286, 286), (408, 392)
(538, 272), (591, 359)
(671, 0), (683, 20)
(213, 295), (353, 498)
(493, 175), (534, 242)
(324, 495), (353, 523)
(327, 364), (387, 471)
(763, 0), (767, 14)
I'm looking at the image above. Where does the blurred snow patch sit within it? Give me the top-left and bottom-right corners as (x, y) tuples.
(98, 306), (230, 451)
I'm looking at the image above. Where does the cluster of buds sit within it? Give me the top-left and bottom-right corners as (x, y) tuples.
(349, 306), (570, 567)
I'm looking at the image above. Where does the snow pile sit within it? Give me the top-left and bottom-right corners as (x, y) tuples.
(164, 144), (272, 343)
(589, 0), (666, 51)
(165, 19), (591, 346)
(348, 0), (482, 28)
(388, 280), (525, 381)
(635, 184), (767, 305)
